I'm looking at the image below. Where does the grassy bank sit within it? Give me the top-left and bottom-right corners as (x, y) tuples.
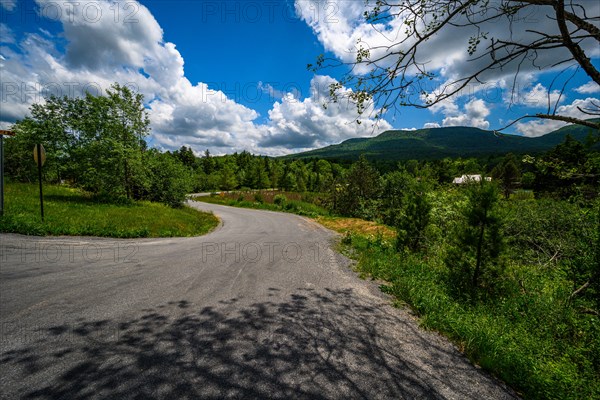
(343, 235), (598, 399)
(0, 183), (218, 238)
(324, 201), (599, 400)
(193, 190), (329, 217)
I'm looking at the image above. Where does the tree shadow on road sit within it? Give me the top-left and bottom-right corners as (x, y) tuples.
(1, 288), (518, 399)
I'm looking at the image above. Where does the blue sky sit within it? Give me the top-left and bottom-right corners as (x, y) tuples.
(1, 0), (598, 155)
(143, 0), (323, 123)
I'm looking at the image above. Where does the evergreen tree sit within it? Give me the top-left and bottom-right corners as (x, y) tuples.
(446, 180), (504, 299)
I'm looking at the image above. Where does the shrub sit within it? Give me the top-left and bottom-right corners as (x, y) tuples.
(273, 194), (287, 207)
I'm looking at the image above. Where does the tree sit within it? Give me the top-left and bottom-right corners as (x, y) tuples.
(144, 150), (194, 208)
(7, 84), (193, 206)
(312, 0), (599, 130)
(334, 155), (381, 217)
(381, 169), (412, 226)
(174, 146), (197, 168)
(446, 180), (504, 299)
(524, 134), (597, 197)
(381, 168), (433, 251)
(219, 162), (238, 191)
(492, 153), (521, 198)
(104, 83), (150, 199)
(202, 149), (214, 174)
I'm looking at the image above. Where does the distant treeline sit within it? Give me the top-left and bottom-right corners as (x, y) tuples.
(4, 84), (599, 208)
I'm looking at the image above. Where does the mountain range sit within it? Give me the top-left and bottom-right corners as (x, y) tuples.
(284, 123), (599, 161)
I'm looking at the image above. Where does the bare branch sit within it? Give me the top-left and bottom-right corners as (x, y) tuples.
(313, 0), (600, 130)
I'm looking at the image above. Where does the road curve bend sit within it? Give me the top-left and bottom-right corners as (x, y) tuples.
(0, 201), (519, 399)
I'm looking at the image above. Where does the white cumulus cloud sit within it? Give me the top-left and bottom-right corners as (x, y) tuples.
(441, 99), (491, 130)
(0, 0), (387, 155)
(260, 75), (392, 151)
(515, 97), (600, 137)
(295, 0), (599, 119)
(575, 81), (600, 94)
(517, 83), (564, 109)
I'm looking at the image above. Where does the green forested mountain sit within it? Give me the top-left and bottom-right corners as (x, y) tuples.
(285, 124), (599, 161)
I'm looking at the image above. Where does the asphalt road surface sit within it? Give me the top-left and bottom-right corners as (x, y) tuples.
(0, 201), (519, 399)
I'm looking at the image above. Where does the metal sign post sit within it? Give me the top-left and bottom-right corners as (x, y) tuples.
(0, 130), (15, 217)
(33, 144), (46, 221)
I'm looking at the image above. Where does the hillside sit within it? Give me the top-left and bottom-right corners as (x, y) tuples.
(284, 124), (599, 161)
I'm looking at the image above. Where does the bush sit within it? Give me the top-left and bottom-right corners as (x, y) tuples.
(273, 194), (287, 207)
(254, 192), (264, 203)
(144, 151), (194, 208)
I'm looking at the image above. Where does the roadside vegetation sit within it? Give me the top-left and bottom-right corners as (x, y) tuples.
(339, 187), (599, 400)
(195, 191), (329, 217)
(0, 183), (218, 238)
(3, 82), (599, 398)
(197, 135), (600, 399)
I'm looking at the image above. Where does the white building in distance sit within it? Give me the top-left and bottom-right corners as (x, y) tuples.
(452, 174), (492, 184)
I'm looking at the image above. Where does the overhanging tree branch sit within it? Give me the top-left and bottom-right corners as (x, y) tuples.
(312, 0), (600, 131)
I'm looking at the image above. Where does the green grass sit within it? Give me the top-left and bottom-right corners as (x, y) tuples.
(193, 191), (329, 217)
(341, 233), (600, 400)
(0, 183), (219, 238)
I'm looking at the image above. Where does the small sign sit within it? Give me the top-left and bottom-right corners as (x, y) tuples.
(0, 130), (15, 136)
(33, 144), (46, 166)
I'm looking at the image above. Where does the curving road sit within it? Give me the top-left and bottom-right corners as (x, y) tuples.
(0, 201), (518, 399)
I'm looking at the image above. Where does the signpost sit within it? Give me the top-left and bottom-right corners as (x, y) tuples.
(34, 144), (46, 221)
(0, 130), (15, 217)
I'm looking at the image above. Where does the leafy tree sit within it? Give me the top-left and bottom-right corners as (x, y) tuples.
(381, 168), (433, 251)
(524, 134), (598, 198)
(144, 150), (194, 207)
(312, 0), (599, 130)
(6, 84), (164, 203)
(4, 118), (43, 183)
(314, 159), (334, 192)
(201, 149), (214, 174)
(268, 160), (284, 189)
(83, 83), (150, 199)
(252, 157), (271, 189)
(380, 169), (412, 226)
(334, 155), (381, 217)
(219, 162), (238, 190)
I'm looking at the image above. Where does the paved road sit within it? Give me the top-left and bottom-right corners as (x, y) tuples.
(0, 201), (518, 399)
